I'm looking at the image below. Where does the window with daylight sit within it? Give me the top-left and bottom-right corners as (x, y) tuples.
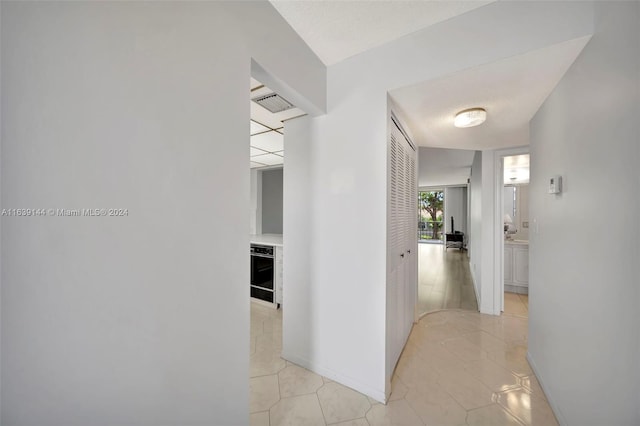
(418, 191), (444, 243)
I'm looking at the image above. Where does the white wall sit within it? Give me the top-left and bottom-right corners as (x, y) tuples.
(283, 1), (596, 400)
(469, 149), (502, 315)
(417, 147), (474, 187)
(288, 77), (391, 401)
(444, 187), (467, 235)
(0, 2), (325, 425)
(282, 116), (314, 381)
(528, 2), (639, 424)
(249, 169), (262, 235)
(261, 168), (284, 234)
(479, 151), (501, 315)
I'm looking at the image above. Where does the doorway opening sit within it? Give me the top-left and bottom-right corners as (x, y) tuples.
(416, 182), (476, 316)
(415, 147), (477, 317)
(497, 151), (530, 318)
(248, 71), (309, 417)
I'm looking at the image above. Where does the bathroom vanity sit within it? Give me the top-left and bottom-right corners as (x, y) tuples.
(504, 240), (528, 294)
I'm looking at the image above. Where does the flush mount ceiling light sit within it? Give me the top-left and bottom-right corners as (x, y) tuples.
(454, 108), (487, 128)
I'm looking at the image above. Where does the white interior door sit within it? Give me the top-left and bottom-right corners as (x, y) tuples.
(387, 113), (417, 377)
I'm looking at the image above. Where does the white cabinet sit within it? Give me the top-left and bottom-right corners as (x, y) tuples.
(514, 248), (528, 285)
(504, 245), (514, 283)
(504, 242), (528, 294)
(386, 114), (417, 380)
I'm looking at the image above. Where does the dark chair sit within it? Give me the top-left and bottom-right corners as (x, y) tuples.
(445, 231), (464, 250)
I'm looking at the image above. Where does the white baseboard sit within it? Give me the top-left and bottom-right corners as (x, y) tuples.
(469, 260), (480, 311)
(504, 284), (528, 294)
(526, 352), (566, 426)
(281, 351), (386, 404)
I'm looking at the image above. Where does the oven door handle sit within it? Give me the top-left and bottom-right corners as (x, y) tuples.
(251, 253), (274, 259)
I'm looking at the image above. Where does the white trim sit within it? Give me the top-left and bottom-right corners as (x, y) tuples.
(469, 260), (480, 311)
(414, 134), (420, 325)
(494, 154), (504, 313)
(281, 351), (387, 404)
(466, 182), (471, 255)
(526, 353), (567, 425)
(443, 189), (448, 247)
(390, 111), (416, 151)
(504, 284), (528, 294)
(251, 59), (325, 117)
(418, 184), (466, 191)
(493, 146), (529, 315)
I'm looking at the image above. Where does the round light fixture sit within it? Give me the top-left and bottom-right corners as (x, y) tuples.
(454, 108), (487, 128)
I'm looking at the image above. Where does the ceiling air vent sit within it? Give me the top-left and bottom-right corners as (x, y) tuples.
(252, 93), (294, 113)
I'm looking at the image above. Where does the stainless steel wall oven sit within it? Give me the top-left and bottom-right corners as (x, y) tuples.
(250, 244), (275, 305)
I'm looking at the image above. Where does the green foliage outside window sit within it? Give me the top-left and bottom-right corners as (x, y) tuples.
(418, 191), (444, 240)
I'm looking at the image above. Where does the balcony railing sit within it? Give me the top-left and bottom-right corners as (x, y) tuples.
(418, 221), (444, 241)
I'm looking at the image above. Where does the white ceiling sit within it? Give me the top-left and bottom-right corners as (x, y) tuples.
(389, 36), (591, 151)
(262, 4), (589, 183)
(269, 1), (493, 66)
(250, 78), (306, 169)
(418, 147), (475, 187)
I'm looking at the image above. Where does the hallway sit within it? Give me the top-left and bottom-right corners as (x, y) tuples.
(251, 234), (546, 425)
(250, 298), (556, 426)
(418, 243), (478, 315)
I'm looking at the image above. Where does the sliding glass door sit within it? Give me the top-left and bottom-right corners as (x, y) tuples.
(418, 190), (444, 243)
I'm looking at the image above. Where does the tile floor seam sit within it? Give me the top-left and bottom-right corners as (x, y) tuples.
(464, 406), (470, 425)
(433, 375), (479, 412)
(275, 372), (281, 411)
(408, 399), (428, 426)
(315, 383), (329, 426)
(475, 400), (501, 411)
(326, 417), (369, 426)
(363, 401), (374, 419)
(499, 404), (527, 425)
(250, 371), (285, 379)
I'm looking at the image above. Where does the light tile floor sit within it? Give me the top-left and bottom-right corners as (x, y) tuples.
(250, 298), (556, 426)
(418, 243), (478, 316)
(503, 292), (528, 318)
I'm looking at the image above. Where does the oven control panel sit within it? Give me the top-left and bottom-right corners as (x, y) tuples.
(250, 244), (274, 257)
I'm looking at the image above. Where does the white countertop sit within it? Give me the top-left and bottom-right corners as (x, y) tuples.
(250, 234), (283, 247)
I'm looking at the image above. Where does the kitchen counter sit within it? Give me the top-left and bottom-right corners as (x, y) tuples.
(250, 233), (283, 247)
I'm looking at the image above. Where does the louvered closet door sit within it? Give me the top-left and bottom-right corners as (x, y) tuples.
(396, 133), (407, 361)
(389, 130), (403, 365)
(404, 148), (417, 338)
(389, 132), (398, 269)
(388, 129), (413, 269)
(387, 116), (417, 370)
